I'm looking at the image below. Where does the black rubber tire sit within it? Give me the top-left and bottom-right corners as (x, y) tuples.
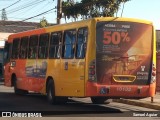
(46, 79), (68, 104)
(91, 97), (109, 104)
(47, 79), (56, 104)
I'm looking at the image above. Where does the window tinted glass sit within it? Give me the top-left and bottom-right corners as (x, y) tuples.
(28, 35), (38, 59)
(49, 32), (62, 59)
(38, 33), (49, 59)
(62, 30), (76, 58)
(76, 27), (88, 58)
(11, 38), (20, 59)
(19, 37), (28, 59)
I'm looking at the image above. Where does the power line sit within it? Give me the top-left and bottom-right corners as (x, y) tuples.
(0, 0), (21, 21)
(7, 0), (46, 15)
(8, 11), (54, 20)
(22, 8), (55, 21)
(3, 0), (21, 9)
(1, 0), (57, 23)
(7, 0), (42, 12)
(18, 1), (49, 17)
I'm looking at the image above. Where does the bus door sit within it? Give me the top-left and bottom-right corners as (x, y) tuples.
(60, 28), (87, 96)
(3, 42), (12, 86)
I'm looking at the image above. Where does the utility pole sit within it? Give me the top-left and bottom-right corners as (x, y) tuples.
(1, 9), (7, 21)
(57, 0), (62, 24)
(121, 1), (125, 17)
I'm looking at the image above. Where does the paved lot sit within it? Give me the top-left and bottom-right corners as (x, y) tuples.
(0, 82), (159, 119)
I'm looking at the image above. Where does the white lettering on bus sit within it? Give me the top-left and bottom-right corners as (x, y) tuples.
(105, 24), (116, 28)
(121, 25), (130, 28)
(117, 87), (131, 92)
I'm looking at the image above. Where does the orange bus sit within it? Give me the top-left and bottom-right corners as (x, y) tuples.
(3, 17), (156, 104)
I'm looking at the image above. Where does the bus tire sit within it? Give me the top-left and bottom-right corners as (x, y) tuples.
(91, 97), (109, 104)
(13, 76), (28, 95)
(47, 79), (56, 104)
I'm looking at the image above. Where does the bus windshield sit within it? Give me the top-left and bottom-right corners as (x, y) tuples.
(96, 21), (153, 85)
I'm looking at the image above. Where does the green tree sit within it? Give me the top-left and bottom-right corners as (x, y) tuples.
(62, 0), (130, 21)
(40, 17), (48, 28)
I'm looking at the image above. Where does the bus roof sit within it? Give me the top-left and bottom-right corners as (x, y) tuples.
(94, 17), (153, 25)
(8, 17), (153, 40)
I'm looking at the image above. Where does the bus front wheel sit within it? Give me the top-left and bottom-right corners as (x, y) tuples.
(13, 76), (28, 95)
(91, 97), (109, 104)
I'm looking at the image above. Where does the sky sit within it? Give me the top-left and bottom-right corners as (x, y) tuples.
(119, 0), (160, 30)
(0, 0), (160, 29)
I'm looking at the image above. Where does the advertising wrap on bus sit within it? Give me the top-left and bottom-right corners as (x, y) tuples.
(96, 21), (153, 85)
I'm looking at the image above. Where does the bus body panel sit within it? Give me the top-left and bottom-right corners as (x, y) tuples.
(4, 17), (156, 99)
(85, 17), (156, 98)
(4, 28), (46, 90)
(41, 20), (93, 96)
(4, 62), (12, 86)
(57, 59), (85, 96)
(86, 82), (156, 98)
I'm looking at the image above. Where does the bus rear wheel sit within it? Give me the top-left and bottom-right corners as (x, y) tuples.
(91, 97), (109, 104)
(47, 79), (68, 104)
(47, 80), (56, 104)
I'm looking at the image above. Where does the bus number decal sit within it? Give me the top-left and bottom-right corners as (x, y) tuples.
(103, 31), (130, 45)
(116, 87), (131, 92)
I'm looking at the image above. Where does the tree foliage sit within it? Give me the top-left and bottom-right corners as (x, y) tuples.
(62, 0), (130, 21)
(39, 17), (48, 28)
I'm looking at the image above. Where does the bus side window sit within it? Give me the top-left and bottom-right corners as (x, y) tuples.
(11, 38), (20, 59)
(76, 27), (88, 58)
(19, 37), (28, 59)
(49, 32), (62, 59)
(28, 35), (38, 59)
(62, 29), (76, 58)
(38, 33), (49, 59)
